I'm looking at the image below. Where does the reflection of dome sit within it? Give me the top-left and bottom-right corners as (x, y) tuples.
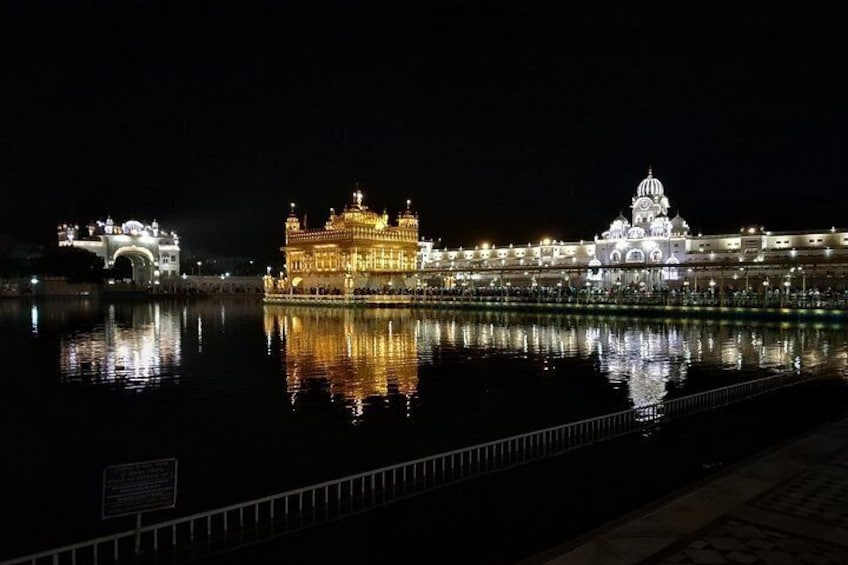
(636, 168), (664, 197)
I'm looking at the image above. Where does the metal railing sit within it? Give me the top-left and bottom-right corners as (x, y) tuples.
(2, 371), (806, 565)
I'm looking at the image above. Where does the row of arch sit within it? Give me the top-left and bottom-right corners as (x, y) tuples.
(593, 249), (682, 265)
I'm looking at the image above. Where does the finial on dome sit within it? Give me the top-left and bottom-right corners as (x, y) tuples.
(647, 165), (653, 178)
(352, 184), (364, 207)
(289, 202), (296, 214)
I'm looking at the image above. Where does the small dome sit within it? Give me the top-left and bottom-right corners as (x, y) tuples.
(122, 220), (146, 235)
(670, 212), (689, 235)
(637, 167), (664, 197)
(627, 226), (645, 239)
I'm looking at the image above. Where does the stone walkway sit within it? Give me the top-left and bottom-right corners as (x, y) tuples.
(528, 415), (848, 565)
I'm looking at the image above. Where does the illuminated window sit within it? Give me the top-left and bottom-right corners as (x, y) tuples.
(649, 249), (662, 263)
(625, 249), (645, 263)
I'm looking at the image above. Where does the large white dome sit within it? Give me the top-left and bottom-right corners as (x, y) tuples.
(637, 168), (664, 197)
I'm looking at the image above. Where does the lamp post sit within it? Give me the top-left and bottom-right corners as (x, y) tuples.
(196, 261), (202, 277)
(762, 278), (770, 306)
(791, 266), (806, 306)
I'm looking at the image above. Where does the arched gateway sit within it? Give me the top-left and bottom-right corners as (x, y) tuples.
(58, 218), (181, 287)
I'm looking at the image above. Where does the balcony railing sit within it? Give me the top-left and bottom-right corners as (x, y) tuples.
(2, 372), (812, 565)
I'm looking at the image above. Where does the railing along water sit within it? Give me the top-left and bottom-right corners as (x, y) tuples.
(2, 371), (806, 565)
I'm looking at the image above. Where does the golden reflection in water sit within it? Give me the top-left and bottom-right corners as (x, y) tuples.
(264, 308), (847, 412)
(264, 307), (419, 413)
(60, 303), (182, 389)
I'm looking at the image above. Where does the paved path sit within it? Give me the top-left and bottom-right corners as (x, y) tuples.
(529, 415), (848, 565)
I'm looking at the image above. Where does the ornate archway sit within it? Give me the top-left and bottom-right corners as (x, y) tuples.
(113, 246), (156, 286)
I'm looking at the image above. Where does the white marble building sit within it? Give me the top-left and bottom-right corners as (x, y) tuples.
(418, 169), (848, 291)
(58, 217), (181, 286)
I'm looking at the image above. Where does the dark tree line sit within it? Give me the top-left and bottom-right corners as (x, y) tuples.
(0, 246), (104, 283)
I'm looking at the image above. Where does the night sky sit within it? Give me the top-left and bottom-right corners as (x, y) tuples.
(4, 2), (848, 256)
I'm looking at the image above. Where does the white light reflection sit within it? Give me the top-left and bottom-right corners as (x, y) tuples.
(30, 304), (38, 335)
(60, 303), (181, 390)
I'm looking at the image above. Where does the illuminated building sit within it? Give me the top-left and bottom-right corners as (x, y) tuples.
(58, 217), (180, 286)
(273, 189), (419, 293)
(418, 169), (848, 292)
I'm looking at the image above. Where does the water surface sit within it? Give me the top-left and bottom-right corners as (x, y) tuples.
(1, 298), (846, 556)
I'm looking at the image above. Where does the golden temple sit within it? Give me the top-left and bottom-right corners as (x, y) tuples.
(271, 189), (419, 293)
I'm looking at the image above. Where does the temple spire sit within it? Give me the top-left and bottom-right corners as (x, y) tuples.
(352, 183), (364, 207)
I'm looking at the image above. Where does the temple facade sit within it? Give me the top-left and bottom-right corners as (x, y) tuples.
(417, 169), (848, 293)
(57, 217), (180, 286)
(272, 190), (420, 293)
(268, 172), (848, 297)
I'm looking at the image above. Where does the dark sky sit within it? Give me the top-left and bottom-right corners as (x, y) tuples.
(3, 1), (848, 255)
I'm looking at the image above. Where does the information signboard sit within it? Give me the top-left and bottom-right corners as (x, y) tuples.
(102, 458), (178, 519)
